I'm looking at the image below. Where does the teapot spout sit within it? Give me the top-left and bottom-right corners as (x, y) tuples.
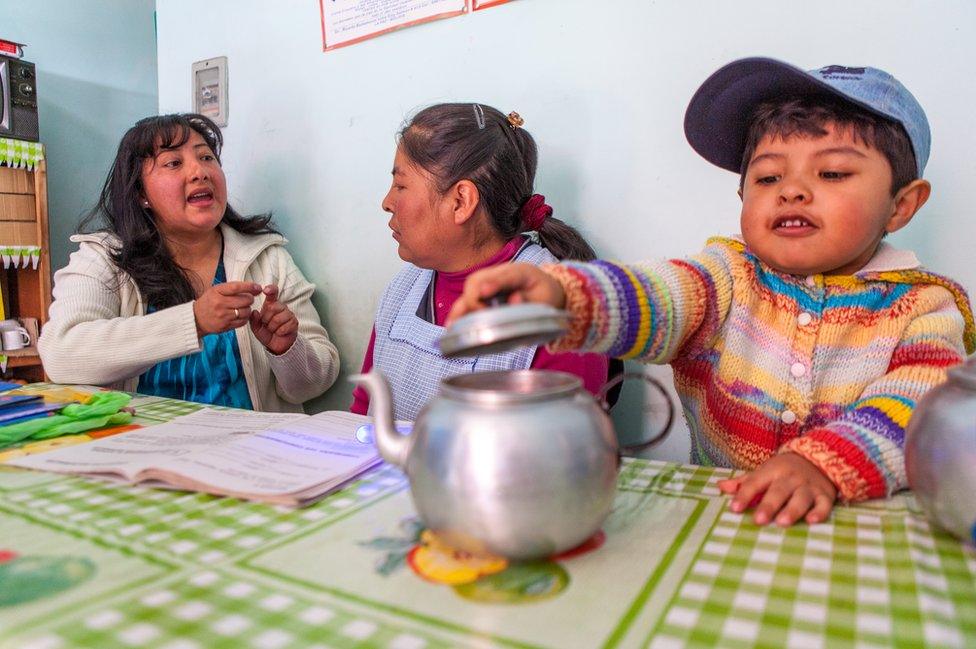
(348, 371), (410, 468)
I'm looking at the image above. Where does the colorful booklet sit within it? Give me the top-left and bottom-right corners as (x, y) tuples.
(7, 409), (400, 507)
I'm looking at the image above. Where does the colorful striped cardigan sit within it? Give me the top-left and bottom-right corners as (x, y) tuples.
(545, 237), (975, 502)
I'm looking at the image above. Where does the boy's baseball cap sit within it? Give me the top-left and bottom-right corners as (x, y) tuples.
(684, 57), (930, 177)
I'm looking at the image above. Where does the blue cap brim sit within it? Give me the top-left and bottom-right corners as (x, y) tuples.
(684, 57), (897, 173)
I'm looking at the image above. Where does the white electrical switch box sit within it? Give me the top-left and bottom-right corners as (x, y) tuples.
(192, 56), (228, 127)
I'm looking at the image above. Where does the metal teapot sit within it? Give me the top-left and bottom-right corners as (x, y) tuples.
(351, 369), (627, 560)
(351, 301), (672, 559)
(905, 355), (976, 544)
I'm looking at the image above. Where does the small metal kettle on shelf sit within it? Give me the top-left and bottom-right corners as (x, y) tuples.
(905, 355), (976, 544)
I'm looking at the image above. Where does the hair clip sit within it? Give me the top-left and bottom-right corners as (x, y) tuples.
(507, 111), (524, 129)
(473, 104), (486, 130)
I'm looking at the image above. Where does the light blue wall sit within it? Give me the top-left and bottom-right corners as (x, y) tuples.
(0, 0), (158, 271)
(156, 0), (976, 460)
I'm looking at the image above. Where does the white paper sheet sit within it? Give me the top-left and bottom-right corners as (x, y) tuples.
(320, 0), (467, 50)
(9, 410), (388, 504)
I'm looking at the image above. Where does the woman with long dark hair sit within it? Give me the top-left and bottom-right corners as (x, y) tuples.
(39, 114), (339, 411)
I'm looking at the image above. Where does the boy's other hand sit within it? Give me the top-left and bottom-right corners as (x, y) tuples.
(717, 453), (837, 527)
(446, 263), (567, 326)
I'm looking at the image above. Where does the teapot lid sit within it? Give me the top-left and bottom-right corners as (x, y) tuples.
(439, 303), (569, 358)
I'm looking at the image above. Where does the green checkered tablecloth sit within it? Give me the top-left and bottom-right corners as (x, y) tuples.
(0, 137), (44, 170)
(1, 395), (974, 648)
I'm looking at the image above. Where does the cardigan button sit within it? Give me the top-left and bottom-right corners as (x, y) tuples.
(781, 410), (797, 424)
(790, 362), (806, 378)
(797, 312), (813, 326)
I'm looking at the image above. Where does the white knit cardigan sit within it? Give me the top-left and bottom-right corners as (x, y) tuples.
(38, 223), (340, 412)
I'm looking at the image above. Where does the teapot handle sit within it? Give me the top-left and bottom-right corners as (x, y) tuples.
(596, 371), (674, 454)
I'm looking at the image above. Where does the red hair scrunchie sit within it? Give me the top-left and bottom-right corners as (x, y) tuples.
(521, 194), (552, 231)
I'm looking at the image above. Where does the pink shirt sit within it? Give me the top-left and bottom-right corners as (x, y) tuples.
(350, 238), (609, 415)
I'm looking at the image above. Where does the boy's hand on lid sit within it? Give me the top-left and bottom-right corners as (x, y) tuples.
(446, 263), (567, 326)
(718, 453), (837, 527)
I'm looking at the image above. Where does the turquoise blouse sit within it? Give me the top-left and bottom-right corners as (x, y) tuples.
(137, 256), (254, 409)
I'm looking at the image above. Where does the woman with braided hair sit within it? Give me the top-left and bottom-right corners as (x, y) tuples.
(350, 103), (608, 420)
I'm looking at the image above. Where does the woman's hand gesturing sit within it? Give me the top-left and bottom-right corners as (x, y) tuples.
(249, 285), (299, 355)
(193, 281), (263, 337)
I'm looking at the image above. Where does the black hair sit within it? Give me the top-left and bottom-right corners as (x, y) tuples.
(79, 113), (278, 309)
(398, 103), (596, 261)
(740, 96), (918, 195)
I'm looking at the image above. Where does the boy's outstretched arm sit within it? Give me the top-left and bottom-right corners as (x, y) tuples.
(540, 246), (736, 363)
(450, 243), (736, 364)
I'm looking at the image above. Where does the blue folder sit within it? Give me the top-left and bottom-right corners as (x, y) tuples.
(0, 401), (62, 424)
(0, 394), (41, 410)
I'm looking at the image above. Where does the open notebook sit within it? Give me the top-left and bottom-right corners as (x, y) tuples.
(7, 409), (400, 507)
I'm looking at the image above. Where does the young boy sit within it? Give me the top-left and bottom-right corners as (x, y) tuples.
(447, 57), (975, 527)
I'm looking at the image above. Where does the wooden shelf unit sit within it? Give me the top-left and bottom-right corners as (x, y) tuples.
(0, 158), (52, 382)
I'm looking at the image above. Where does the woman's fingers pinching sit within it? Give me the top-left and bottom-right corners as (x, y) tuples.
(264, 308), (294, 333)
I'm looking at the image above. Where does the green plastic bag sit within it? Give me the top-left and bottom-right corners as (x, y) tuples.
(0, 392), (133, 449)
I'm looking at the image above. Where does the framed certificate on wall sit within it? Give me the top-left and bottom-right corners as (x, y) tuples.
(320, 0), (467, 51)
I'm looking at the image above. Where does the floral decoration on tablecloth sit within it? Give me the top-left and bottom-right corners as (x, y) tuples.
(360, 517), (606, 603)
